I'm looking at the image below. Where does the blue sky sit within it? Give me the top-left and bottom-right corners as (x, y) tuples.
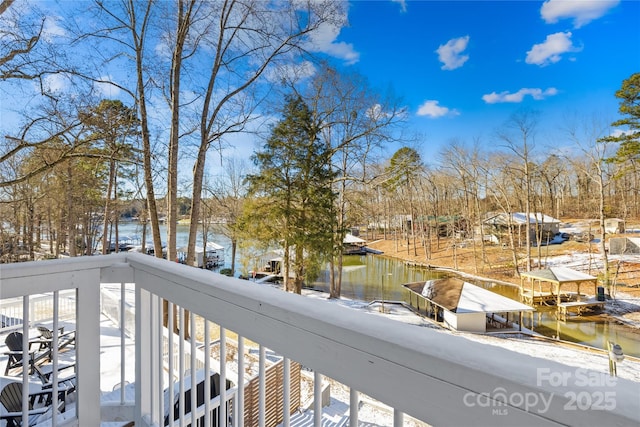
(325, 0), (640, 160)
(1, 0), (638, 174)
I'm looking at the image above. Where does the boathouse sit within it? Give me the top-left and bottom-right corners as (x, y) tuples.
(404, 278), (534, 333)
(343, 233), (367, 254)
(519, 267), (605, 319)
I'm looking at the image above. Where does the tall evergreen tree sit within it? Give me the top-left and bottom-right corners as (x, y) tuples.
(602, 73), (640, 170)
(79, 99), (138, 255)
(243, 95), (336, 294)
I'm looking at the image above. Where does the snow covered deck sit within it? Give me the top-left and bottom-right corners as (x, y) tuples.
(1, 253), (639, 426)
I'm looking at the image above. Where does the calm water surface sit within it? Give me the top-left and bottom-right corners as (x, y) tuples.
(312, 255), (640, 358)
(117, 222), (640, 358)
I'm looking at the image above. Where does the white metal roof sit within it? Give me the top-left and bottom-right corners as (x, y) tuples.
(511, 212), (561, 224)
(520, 266), (597, 284)
(343, 234), (366, 244)
(456, 282), (535, 314)
(484, 212), (561, 225)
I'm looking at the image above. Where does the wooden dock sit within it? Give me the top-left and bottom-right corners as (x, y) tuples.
(557, 299), (606, 321)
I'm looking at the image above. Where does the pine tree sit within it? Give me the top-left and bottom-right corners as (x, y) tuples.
(602, 73), (640, 167)
(243, 95), (336, 294)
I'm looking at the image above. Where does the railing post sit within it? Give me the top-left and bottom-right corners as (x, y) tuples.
(135, 286), (153, 425)
(76, 272), (101, 426)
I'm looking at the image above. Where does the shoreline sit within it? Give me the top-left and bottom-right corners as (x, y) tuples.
(365, 238), (640, 334)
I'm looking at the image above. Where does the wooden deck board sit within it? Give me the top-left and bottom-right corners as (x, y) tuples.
(557, 300), (605, 320)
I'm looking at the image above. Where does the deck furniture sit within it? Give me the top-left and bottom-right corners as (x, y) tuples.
(3, 333), (50, 376)
(34, 326), (75, 352)
(0, 381), (67, 427)
(34, 362), (76, 394)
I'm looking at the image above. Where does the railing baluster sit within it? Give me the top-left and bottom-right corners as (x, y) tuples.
(190, 311), (197, 427)
(179, 306), (185, 427)
(394, 408), (404, 426)
(168, 301), (175, 426)
(204, 320), (211, 427)
(314, 371), (322, 427)
(259, 344), (265, 427)
(220, 327), (227, 427)
(283, 357), (290, 427)
(158, 294), (164, 424)
(52, 291), (59, 426)
(350, 388), (359, 426)
(21, 296), (29, 427)
(120, 283), (126, 404)
(237, 336), (245, 427)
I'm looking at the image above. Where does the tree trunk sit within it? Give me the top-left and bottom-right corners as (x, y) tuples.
(67, 163), (76, 257)
(231, 239), (237, 275)
(102, 159), (116, 254)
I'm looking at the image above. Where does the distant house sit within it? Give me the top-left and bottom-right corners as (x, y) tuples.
(480, 212), (561, 246)
(604, 218), (625, 234)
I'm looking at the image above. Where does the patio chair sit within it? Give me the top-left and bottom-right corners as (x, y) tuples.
(34, 326), (75, 353)
(0, 381), (66, 427)
(3, 333), (50, 376)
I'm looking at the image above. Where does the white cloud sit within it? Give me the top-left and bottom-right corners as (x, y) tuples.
(265, 61), (316, 83)
(482, 87), (558, 104)
(93, 75), (122, 98)
(525, 32), (579, 66)
(416, 100), (459, 118)
(306, 21), (359, 65)
(42, 16), (67, 42)
(435, 36), (470, 70)
(610, 128), (637, 138)
(42, 74), (66, 93)
(392, 0), (407, 13)
(541, 0), (619, 28)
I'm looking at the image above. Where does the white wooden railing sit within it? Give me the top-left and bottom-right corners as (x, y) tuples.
(1, 252), (639, 426)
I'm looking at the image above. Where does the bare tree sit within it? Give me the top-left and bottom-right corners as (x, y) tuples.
(496, 108), (539, 272)
(294, 64), (406, 298)
(205, 158), (250, 276)
(166, 0), (199, 265)
(439, 139), (488, 274)
(90, 0), (164, 258)
(184, 0), (346, 267)
(564, 114), (617, 287)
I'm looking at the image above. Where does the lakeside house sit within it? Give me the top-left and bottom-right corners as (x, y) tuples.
(605, 218), (625, 234)
(480, 212), (561, 246)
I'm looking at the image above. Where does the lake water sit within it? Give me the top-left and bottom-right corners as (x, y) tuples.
(116, 222), (640, 358)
